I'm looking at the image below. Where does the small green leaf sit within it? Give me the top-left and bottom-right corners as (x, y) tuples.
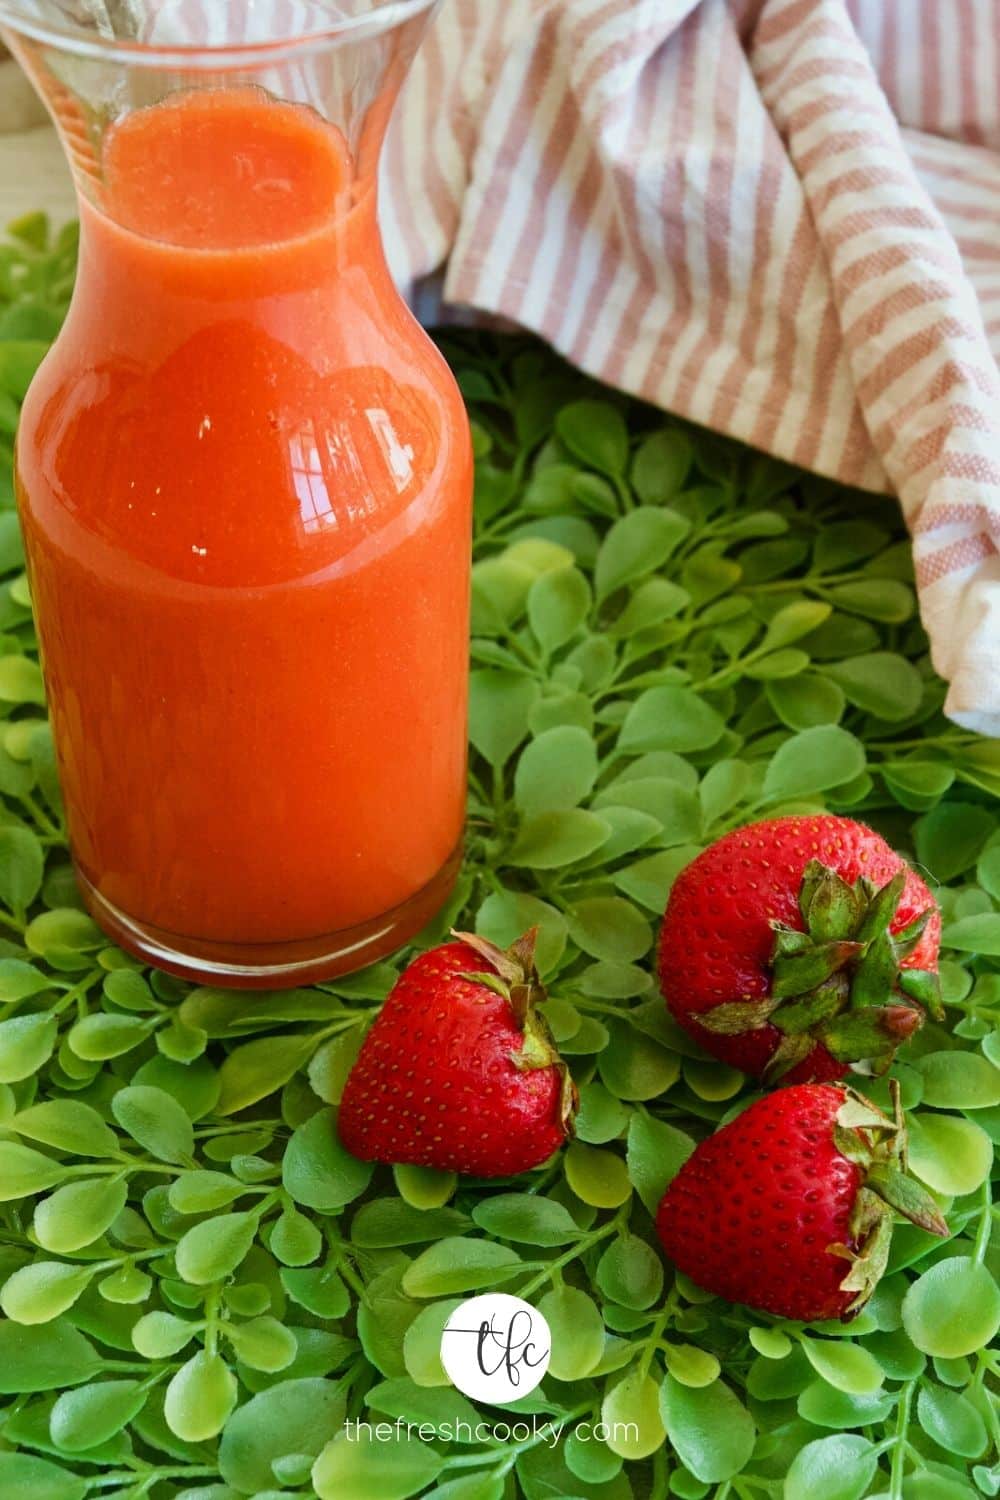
(402, 1238), (523, 1297)
(98, 1265), (152, 1304)
(33, 1176), (128, 1253)
(799, 1336), (884, 1395)
(367, 1376), (481, 1438)
(784, 1434), (877, 1500)
(942, 913), (1000, 958)
(25, 909), (102, 961)
(767, 674), (846, 730)
(902, 1257), (1000, 1357)
(631, 428), (693, 504)
(216, 1030), (317, 1114)
(626, 1112), (696, 1214)
(797, 1379), (892, 1430)
(745, 648), (810, 681)
(567, 896), (652, 961)
(0, 1012), (58, 1083)
(699, 759), (752, 826)
(825, 652), (924, 720)
(527, 566), (591, 652)
(614, 845), (702, 911)
(761, 601), (832, 651)
(168, 1169), (246, 1215)
(468, 671), (538, 769)
(0, 1454), (85, 1500)
(556, 399), (629, 475)
(0, 1261), (94, 1324)
(564, 1142), (631, 1208)
(916, 802), (994, 883)
(393, 1163), (458, 1209)
(0, 1318), (100, 1391)
(514, 726), (598, 815)
(610, 577), (689, 635)
(475, 890), (567, 975)
(12, 1099), (118, 1157)
(977, 843), (1000, 899)
(351, 1198), (468, 1248)
(596, 1232), (664, 1309)
(618, 685), (724, 754)
(749, 1327), (793, 1359)
(659, 1374), (756, 1481)
(0, 959), (54, 1003)
(111, 1084), (195, 1163)
(601, 1365), (666, 1458)
(883, 760), (955, 810)
(595, 507), (690, 599)
(226, 1315), (297, 1372)
(663, 1343), (721, 1388)
(595, 777), (701, 844)
(0, 654), (46, 705)
(598, 1022), (680, 1101)
(67, 1013), (151, 1061)
(164, 1350), (237, 1442)
(217, 1378), (343, 1492)
(49, 1378), (148, 1452)
(575, 1081), (630, 1144)
(906, 1113), (993, 1196)
(538, 1284), (605, 1381)
(0, 1140), (68, 1200)
(402, 1298), (460, 1387)
(283, 1108), (373, 1211)
(508, 809), (610, 868)
(313, 1430), (444, 1500)
(471, 1193), (580, 1246)
(308, 1027), (365, 1106)
(102, 967), (156, 1011)
(827, 579), (914, 622)
(917, 1381), (988, 1458)
(915, 1051), (1000, 1109)
(762, 726), (865, 802)
(175, 1212), (257, 1285)
(0, 825), (43, 912)
(270, 1206), (323, 1266)
(132, 1310), (198, 1359)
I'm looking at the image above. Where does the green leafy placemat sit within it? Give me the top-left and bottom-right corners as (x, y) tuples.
(0, 213), (997, 1500)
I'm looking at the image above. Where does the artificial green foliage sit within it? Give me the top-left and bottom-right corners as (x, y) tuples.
(0, 214), (997, 1497)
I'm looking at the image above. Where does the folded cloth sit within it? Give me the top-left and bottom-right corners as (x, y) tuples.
(381, 0), (1000, 736)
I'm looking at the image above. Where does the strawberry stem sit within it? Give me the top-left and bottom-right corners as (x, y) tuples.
(453, 926), (578, 1139)
(831, 1082), (948, 1314)
(700, 859), (941, 1080)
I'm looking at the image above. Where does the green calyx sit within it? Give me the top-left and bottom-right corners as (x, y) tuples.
(830, 1083), (949, 1316)
(699, 859), (942, 1081)
(453, 927), (578, 1135)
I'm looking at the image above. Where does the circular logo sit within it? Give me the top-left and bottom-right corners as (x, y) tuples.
(440, 1293), (552, 1404)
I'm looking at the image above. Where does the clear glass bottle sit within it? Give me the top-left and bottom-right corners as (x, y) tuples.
(0, 1), (472, 986)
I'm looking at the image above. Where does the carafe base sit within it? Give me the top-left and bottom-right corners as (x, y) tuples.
(75, 846), (463, 989)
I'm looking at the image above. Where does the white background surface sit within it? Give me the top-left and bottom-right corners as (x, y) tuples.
(0, 56), (74, 226)
(0, 125), (73, 226)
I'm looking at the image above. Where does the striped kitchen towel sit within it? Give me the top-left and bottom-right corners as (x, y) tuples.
(379, 0), (1000, 736)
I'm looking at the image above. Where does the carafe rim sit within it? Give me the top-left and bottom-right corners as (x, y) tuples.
(0, 0), (435, 67)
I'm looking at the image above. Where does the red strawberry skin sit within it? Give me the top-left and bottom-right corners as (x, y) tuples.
(338, 941), (567, 1177)
(658, 815), (939, 1081)
(657, 1084), (862, 1321)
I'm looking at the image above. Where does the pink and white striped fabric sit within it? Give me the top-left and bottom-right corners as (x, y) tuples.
(380, 0), (1000, 735)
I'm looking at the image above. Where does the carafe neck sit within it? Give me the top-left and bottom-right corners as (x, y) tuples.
(56, 87), (402, 360)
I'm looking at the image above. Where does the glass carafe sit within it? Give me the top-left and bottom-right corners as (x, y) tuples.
(0, 1), (472, 987)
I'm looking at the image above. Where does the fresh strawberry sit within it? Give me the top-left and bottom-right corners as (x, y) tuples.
(658, 815), (941, 1084)
(338, 929), (576, 1177)
(657, 1082), (947, 1321)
